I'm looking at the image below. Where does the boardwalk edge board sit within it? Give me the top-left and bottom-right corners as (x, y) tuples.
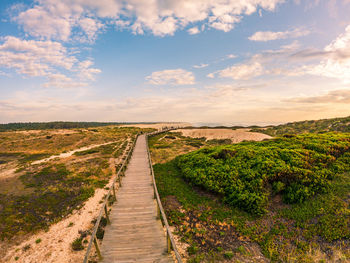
(146, 130), (183, 263)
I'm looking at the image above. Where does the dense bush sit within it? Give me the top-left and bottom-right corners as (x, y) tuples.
(176, 133), (350, 215)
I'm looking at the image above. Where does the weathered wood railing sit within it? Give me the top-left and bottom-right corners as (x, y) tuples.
(83, 134), (138, 263)
(146, 130), (183, 263)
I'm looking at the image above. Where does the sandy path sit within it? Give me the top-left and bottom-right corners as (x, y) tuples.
(1, 140), (131, 263)
(0, 141), (118, 181)
(32, 141), (117, 165)
(0, 166), (17, 180)
(172, 128), (271, 142)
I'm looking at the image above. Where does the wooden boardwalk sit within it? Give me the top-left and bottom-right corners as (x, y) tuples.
(101, 135), (173, 263)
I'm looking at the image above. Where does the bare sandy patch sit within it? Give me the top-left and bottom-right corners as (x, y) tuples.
(173, 128), (271, 143)
(48, 130), (78, 135)
(0, 164), (17, 180)
(2, 186), (108, 263)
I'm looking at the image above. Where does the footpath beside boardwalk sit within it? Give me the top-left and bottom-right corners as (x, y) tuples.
(101, 134), (173, 263)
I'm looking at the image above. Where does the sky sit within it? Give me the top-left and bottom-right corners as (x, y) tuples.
(1, 0), (350, 125)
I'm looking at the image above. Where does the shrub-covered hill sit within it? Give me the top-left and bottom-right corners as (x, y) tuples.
(175, 132), (350, 215)
(252, 115), (350, 136)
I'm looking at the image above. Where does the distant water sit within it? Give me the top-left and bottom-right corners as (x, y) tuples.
(192, 121), (283, 127)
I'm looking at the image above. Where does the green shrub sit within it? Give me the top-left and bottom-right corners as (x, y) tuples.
(175, 133), (350, 214)
(71, 237), (84, 251)
(187, 244), (199, 255)
(224, 251), (234, 259)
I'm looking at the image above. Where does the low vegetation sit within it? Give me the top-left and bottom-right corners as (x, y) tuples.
(150, 131), (350, 262)
(0, 126), (152, 241)
(148, 132), (232, 164)
(0, 126), (140, 157)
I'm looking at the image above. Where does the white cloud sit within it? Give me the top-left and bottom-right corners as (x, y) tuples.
(12, 0), (285, 40)
(42, 73), (88, 89)
(207, 73), (215, 78)
(14, 1), (107, 42)
(208, 24), (350, 83)
(226, 54), (237, 59)
(0, 36), (100, 88)
(78, 60), (101, 81)
(249, 28), (310, 41)
(15, 6), (72, 41)
(307, 25), (350, 83)
(115, 20), (130, 30)
(287, 89), (350, 104)
(214, 62), (264, 80)
(78, 17), (104, 43)
(0, 70), (10, 77)
(0, 36), (75, 74)
(188, 27), (200, 35)
(193, 63), (209, 69)
(146, 69), (195, 85)
(209, 14), (241, 32)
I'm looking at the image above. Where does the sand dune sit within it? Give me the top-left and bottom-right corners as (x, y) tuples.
(172, 128), (271, 143)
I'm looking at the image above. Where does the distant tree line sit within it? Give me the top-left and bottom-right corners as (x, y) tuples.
(0, 122), (157, 132)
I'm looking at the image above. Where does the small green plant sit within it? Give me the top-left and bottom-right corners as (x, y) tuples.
(96, 226), (105, 240)
(187, 245), (199, 255)
(224, 251), (234, 259)
(23, 244), (31, 251)
(35, 238), (41, 244)
(217, 246), (223, 252)
(273, 181), (285, 194)
(68, 222), (74, 227)
(71, 237), (84, 251)
(236, 245), (247, 255)
(15, 256), (19, 261)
